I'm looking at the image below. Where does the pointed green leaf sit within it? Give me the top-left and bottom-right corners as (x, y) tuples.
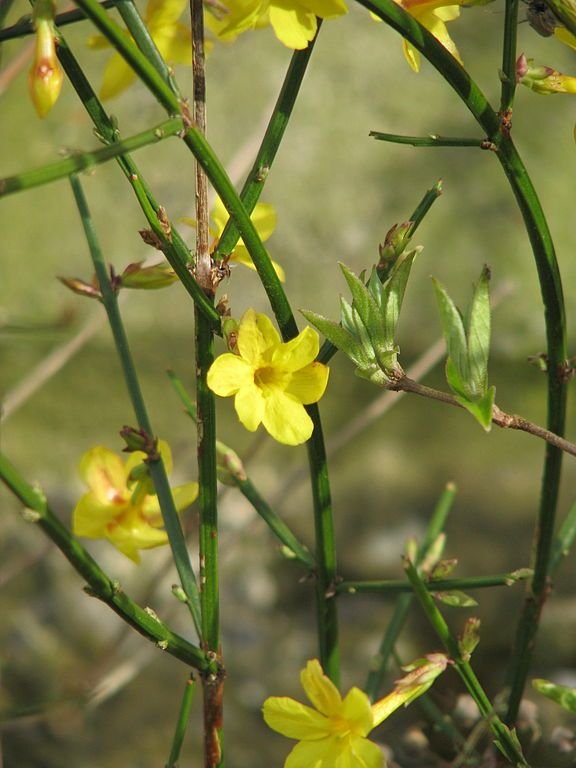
(300, 310), (370, 368)
(467, 266), (491, 395)
(432, 278), (469, 384)
(339, 263), (387, 353)
(532, 679), (576, 714)
(454, 386), (496, 432)
(445, 357), (469, 400)
(380, 249), (418, 342)
(340, 296), (356, 335)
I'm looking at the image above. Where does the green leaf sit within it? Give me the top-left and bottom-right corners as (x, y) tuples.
(445, 357), (469, 400)
(301, 310), (370, 368)
(467, 266), (491, 395)
(432, 278), (469, 384)
(434, 590), (478, 607)
(532, 679), (576, 713)
(454, 386), (496, 432)
(380, 249), (418, 343)
(340, 263), (387, 353)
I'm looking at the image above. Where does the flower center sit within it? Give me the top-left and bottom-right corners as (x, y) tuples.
(254, 365), (289, 391)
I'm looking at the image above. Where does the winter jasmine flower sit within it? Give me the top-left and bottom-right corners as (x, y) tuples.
(73, 441), (198, 562)
(207, 309), (329, 445)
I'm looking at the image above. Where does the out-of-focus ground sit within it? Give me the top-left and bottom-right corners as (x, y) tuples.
(1, 2), (576, 765)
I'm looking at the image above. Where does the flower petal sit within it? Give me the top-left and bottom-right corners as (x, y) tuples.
(263, 696), (332, 739)
(248, 202), (277, 241)
(208, 354), (254, 396)
(99, 52), (137, 100)
(272, 326), (319, 371)
(79, 446), (129, 505)
(230, 246), (286, 282)
(300, 659), (343, 717)
(284, 736), (341, 768)
(286, 362), (329, 404)
(73, 493), (123, 537)
(340, 688), (374, 736)
(300, 0), (347, 19)
(268, 0), (317, 48)
(147, 0), (188, 26)
(345, 735), (384, 768)
(235, 382), (265, 431)
(237, 309), (281, 365)
(262, 390), (314, 444)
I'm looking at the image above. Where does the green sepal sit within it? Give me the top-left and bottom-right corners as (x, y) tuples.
(454, 385), (496, 432)
(433, 590), (478, 608)
(532, 679), (576, 713)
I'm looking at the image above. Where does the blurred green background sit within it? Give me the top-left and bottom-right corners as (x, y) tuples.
(1, 1), (576, 765)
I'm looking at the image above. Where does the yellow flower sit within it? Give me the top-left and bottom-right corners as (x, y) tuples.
(28, 0), (63, 117)
(183, 197), (285, 281)
(73, 441), (198, 563)
(207, 0), (347, 49)
(88, 0), (194, 100)
(263, 656), (449, 768)
(390, 0), (463, 72)
(207, 309), (329, 445)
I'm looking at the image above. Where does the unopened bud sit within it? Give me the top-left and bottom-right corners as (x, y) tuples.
(216, 440), (247, 485)
(58, 275), (102, 300)
(458, 617), (481, 661)
(120, 261), (178, 290)
(28, 0), (63, 118)
(517, 53), (576, 94)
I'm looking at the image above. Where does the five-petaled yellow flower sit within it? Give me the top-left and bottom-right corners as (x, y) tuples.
(88, 0), (193, 100)
(263, 656), (449, 768)
(391, 0), (463, 72)
(73, 441), (198, 563)
(207, 309), (329, 445)
(183, 197), (285, 281)
(207, 0), (347, 49)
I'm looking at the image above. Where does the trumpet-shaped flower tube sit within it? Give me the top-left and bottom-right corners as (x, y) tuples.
(207, 309), (329, 445)
(263, 656), (449, 768)
(73, 441), (198, 562)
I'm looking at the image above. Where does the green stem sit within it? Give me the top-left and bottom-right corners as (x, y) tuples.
(237, 478), (316, 568)
(369, 132), (485, 148)
(69, 174), (203, 638)
(306, 405), (339, 684)
(355, 0), (568, 721)
(500, 0), (520, 113)
(339, 571), (532, 594)
(167, 371), (315, 568)
(44, 33), (220, 327)
(166, 675), (198, 767)
(0, 453), (208, 671)
(404, 560), (530, 767)
(365, 481), (455, 699)
(114, 0), (178, 94)
(0, 1), (116, 41)
(196, 313), (220, 650)
(0, 118), (184, 195)
(214, 29), (321, 259)
(72, 0), (179, 114)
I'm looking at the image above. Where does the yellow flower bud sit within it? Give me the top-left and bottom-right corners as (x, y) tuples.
(29, 14), (63, 117)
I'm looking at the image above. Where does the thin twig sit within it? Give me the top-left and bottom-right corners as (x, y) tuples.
(395, 377), (576, 458)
